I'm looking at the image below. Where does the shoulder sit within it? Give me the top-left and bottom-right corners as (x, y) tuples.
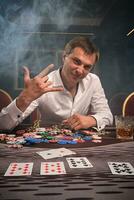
(81, 73), (102, 90)
(48, 69), (59, 77)
(48, 69), (60, 80)
(85, 73), (101, 82)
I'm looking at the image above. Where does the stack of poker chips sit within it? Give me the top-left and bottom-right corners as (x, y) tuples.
(0, 124), (102, 148)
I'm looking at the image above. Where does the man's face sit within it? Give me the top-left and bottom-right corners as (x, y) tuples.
(62, 47), (96, 85)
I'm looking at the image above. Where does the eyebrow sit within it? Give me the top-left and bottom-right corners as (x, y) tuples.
(72, 57), (94, 69)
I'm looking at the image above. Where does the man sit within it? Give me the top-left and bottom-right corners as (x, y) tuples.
(0, 36), (113, 130)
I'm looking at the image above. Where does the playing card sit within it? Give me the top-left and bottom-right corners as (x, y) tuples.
(58, 148), (76, 156)
(4, 163), (33, 176)
(66, 157), (93, 168)
(37, 148), (76, 160)
(108, 162), (134, 175)
(40, 162), (66, 175)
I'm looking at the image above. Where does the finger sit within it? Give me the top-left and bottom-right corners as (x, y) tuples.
(37, 64), (54, 78)
(42, 76), (49, 83)
(45, 86), (64, 93)
(42, 81), (63, 92)
(62, 119), (68, 125)
(71, 121), (80, 129)
(23, 66), (30, 86)
(73, 123), (81, 130)
(67, 116), (77, 125)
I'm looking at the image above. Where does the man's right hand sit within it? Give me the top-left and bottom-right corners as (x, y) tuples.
(16, 64), (63, 112)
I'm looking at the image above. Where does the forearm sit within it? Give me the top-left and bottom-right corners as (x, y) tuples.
(0, 99), (39, 130)
(16, 90), (34, 112)
(0, 100), (23, 130)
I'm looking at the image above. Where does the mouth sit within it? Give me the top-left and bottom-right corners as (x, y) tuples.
(71, 75), (82, 83)
(72, 74), (78, 80)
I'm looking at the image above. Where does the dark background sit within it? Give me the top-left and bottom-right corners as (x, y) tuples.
(0, 0), (134, 112)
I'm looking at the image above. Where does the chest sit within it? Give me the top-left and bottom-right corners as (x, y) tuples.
(38, 89), (92, 117)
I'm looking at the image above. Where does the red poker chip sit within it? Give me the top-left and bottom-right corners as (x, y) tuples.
(76, 139), (85, 143)
(16, 130), (25, 136)
(49, 140), (57, 143)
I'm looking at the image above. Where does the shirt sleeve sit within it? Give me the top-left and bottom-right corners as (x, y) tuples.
(0, 99), (38, 130)
(89, 76), (113, 130)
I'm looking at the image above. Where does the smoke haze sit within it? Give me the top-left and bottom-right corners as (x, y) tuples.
(0, 0), (85, 77)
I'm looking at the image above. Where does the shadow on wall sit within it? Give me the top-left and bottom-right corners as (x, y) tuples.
(109, 92), (129, 116)
(0, 89), (13, 111)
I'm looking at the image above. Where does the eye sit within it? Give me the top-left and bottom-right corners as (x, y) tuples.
(84, 64), (94, 71)
(72, 58), (81, 65)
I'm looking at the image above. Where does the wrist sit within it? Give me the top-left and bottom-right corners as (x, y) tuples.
(88, 116), (97, 127)
(16, 90), (33, 112)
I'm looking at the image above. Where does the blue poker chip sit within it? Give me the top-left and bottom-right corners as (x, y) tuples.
(42, 139), (49, 143)
(67, 140), (77, 144)
(75, 131), (84, 135)
(72, 133), (83, 138)
(57, 140), (68, 144)
(25, 138), (35, 144)
(83, 136), (92, 141)
(25, 137), (45, 144)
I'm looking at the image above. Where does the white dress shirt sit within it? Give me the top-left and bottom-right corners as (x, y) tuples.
(0, 69), (113, 130)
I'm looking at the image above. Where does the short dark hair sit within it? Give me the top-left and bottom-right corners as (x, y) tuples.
(63, 36), (99, 64)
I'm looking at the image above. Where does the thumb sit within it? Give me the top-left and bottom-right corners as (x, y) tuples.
(62, 119), (68, 124)
(23, 66), (30, 87)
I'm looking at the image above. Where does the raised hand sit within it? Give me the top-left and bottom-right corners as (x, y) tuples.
(16, 64), (63, 111)
(23, 64), (63, 99)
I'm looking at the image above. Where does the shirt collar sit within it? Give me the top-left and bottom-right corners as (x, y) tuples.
(53, 68), (90, 93)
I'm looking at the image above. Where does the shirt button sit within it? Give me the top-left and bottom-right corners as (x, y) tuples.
(17, 115), (20, 118)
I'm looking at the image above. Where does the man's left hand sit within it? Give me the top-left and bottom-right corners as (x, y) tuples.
(63, 113), (97, 130)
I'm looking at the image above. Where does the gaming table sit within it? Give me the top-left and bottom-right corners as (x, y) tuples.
(0, 128), (134, 200)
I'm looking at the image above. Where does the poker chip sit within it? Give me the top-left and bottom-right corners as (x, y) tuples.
(33, 135), (42, 139)
(83, 136), (92, 141)
(82, 130), (95, 135)
(7, 144), (23, 148)
(46, 136), (54, 140)
(49, 140), (58, 143)
(43, 139), (49, 143)
(57, 140), (68, 144)
(36, 128), (46, 132)
(92, 139), (102, 143)
(73, 138), (85, 143)
(67, 140), (77, 144)
(15, 130), (25, 136)
(0, 124), (104, 147)
(92, 134), (102, 139)
(0, 134), (6, 141)
(23, 133), (37, 138)
(25, 138), (44, 144)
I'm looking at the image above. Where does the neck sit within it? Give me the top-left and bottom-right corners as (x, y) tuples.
(60, 69), (78, 97)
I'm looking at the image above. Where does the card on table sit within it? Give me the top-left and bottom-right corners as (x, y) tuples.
(4, 162), (33, 176)
(58, 148), (76, 156)
(37, 148), (76, 160)
(108, 162), (134, 175)
(66, 157), (93, 168)
(40, 161), (66, 175)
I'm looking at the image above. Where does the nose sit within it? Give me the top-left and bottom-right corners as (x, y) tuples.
(76, 65), (84, 75)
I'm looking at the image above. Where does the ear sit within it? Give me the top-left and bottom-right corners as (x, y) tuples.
(62, 51), (66, 62)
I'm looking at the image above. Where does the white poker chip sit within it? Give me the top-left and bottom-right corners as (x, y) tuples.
(36, 128), (46, 132)
(92, 139), (102, 143)
(92, 135), (102, 140)
(33, 135), (42, 139)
